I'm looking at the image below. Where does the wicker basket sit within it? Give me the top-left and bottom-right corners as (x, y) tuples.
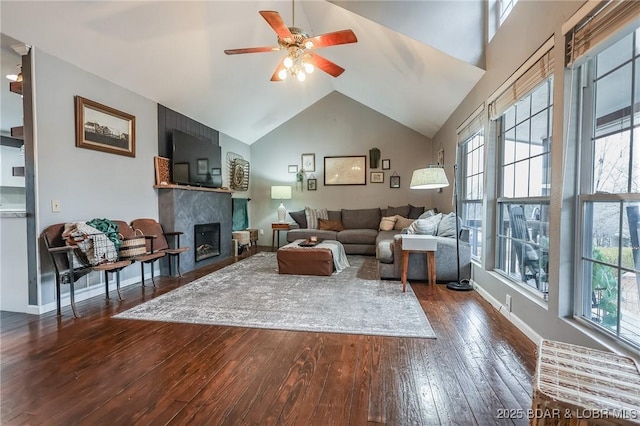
(119, 230), (147, 259)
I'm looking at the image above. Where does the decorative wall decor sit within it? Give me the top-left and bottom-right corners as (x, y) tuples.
(382, 159), (390, 170)
(390, 172), (400, 188)
(370, 171), (384, 183)
(369, 147), (380, 168)
(324, 156), (366, 185)
(154, 156), (171, 185)
(174, 163), (190, 184)
(308, 178), (317, 190)
(75, 96), (135, 157)
(231, 158), (250, 191)
(288, 164), (298, 173)
(197, 158), (209, 175)
(301, 153), (315, 172)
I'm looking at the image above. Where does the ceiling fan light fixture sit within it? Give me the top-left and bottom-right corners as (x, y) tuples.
(304, 62), (314, 74)
(296, 70), (306, 82)
(278, 69), (288, 80)
(283, 56), (294, 69)
(304, 40), (313, 49)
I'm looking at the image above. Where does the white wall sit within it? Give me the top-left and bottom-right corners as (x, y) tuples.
(250, 91), (434, 246)
(33, 48), (159, 308)
(430, 1), (639, 356)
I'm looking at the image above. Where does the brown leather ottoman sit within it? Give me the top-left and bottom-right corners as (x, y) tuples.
(277, 242), (334, 276)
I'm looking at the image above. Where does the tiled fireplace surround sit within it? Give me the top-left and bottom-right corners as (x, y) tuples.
(157, 188), (232, 275)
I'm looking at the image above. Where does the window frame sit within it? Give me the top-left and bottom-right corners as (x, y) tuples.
(459, 129), (485, 261)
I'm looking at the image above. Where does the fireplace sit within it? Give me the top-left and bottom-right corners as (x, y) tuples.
(195, 223), (220, 262)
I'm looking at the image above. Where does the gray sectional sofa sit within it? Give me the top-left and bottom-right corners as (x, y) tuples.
(286, 206), (471, 283)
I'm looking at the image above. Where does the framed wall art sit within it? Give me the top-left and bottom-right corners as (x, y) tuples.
(288, 164), (298, 173)
(307, 178), (317, 190)
(370, 171), (384, 183)
(75, 96), (136, 157)
(382, 159), (390, 170)
(390, 173), (400, 188)
(197, 158), (209, 175)
(301, 153), (315, 172)
(324, 156), (366, 185)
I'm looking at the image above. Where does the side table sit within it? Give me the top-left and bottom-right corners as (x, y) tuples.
(401, 234), (437, 293)
(272, 223), (290, 249)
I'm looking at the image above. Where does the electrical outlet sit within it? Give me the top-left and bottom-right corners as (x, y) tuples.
(505, 294), (512, 312)
(259, 229), (264, 235)
(51, 199), (61, 212)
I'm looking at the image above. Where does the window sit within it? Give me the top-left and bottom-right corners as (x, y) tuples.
(499, 0), (518, 25)
(460, 130), (484, 259)
(577, 28), (640, 349)
(495, 76), (553, 298)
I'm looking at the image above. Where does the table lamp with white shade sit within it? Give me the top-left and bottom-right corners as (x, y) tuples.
(271, 185), (292, 223)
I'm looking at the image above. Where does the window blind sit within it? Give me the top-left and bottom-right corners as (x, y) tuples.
(457, 104), (485, 142)
(488, 48), (554, 120)
(566, 0), (640, 66)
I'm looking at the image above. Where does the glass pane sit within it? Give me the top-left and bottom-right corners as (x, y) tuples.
(588, 260), (619, 331)
(633, 127), (640, 193)
(478, 171), (484, 199)
(596, 32), (633, 78)
(477, 144), (484, 176)
(530, 110), (548, 150)
(531, 81), (549, 115)
(514, 120), (530, 162)
(516, 96), (530, 125)
(470, 175), (477, 199)
(504, 129), (516, 165)
(634, 58), (640, 125)
(595, 63), (632, 137)
(470, 148), (478, 175)
(502, 164), (514, 198)
(504, 107), (516, 131)
(465, 177), (473, 199)
(637, 28), (640, 56)
(621, 202), (640, 271)
(513, 161), (530, 197)
(593, 130), (631, 193)
(541, 153), (551, 196)
(529, 155), (543, 197)
(587, 202), (621, 263)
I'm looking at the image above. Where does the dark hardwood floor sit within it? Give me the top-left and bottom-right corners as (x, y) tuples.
(1, 247), (536, 425)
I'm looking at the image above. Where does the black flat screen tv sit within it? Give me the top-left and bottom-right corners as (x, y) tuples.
(171, 129), (222, 188)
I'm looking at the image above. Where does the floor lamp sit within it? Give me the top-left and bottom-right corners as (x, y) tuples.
(410, 164), (473, 291)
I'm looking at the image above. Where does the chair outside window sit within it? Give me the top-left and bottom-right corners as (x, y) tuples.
(508, 205), (546, 292)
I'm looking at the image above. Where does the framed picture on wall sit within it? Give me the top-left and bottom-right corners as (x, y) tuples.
(390, 174), (400, 188)
(288, 164), (298, 173)
(370, 171), (384, 183)
(75, 96), (136, 157)
(307, 178), (317, 190)
(197, 158), (209, 175)
(382, 159), (390, 170)
(302, 153), (315, 172)
(324, 156), (366, 185)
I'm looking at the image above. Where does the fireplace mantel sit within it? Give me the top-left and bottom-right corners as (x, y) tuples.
(154, 184), (233, 193)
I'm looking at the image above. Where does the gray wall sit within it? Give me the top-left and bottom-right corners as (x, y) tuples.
(33, 47), (159, 306)
(429, 1), (633, 354)
(250, 91), (434, 246)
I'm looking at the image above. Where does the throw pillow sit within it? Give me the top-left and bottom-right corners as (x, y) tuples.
(386, 205), (411, 218)
(407, 213), (443, 235)
(408, 205), (425, 219)
(437, 212), (461, 238)
(394, 216), (415, 230)
(305, 207), (328, 229)
(318, 218), (344, 231)
(418, 209), (437, 219)
(379, 215), (398, 231)
(288, 210), (308, 228)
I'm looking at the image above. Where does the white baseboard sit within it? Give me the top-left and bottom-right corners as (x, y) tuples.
(35, 274), (152, 315)
(473, 281), (542, 345)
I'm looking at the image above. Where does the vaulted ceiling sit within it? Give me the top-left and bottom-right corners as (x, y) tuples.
(1, 1), (486, 144)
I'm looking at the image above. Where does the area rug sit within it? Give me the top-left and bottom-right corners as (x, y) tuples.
(114, 253), (435, 338)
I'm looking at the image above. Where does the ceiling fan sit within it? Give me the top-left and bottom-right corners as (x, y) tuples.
(224, 9), (357, 82)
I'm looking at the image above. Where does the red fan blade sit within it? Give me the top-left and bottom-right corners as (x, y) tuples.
(259, 11), (294, 41)
(304, 29), (357, 49)
(270, 58), (287, 82)
(224, 46), (280, 55)
(306, 53), (345, 78)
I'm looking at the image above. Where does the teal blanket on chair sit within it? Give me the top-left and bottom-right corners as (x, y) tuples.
(232, 198), (249, 231)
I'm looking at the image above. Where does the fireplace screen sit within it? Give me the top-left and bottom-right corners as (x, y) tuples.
(194, 223), (220, 262)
